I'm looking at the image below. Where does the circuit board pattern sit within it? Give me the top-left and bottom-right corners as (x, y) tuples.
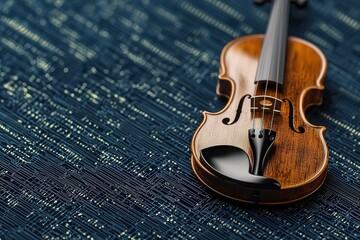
(0, 0), (359, 239)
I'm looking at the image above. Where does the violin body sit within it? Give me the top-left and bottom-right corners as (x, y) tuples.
(191, 34), (328, 204)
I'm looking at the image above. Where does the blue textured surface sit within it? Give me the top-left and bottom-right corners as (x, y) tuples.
(0, 0), (359, 239)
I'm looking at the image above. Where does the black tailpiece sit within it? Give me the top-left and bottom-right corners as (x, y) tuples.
(200, 136), (280, 190)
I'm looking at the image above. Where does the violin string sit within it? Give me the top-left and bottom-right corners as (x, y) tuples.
(269, 24), (282, 134)
(252, 41), (263, 130)
(269, 15), (287, 134)
(270, 1), (288, 134)
(260, 30), (272, 132)
(260, 78), (269, 131)
(252, 73), (259, 130)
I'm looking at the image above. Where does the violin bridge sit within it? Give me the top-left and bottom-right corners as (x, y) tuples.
(250, 95), (283, 114)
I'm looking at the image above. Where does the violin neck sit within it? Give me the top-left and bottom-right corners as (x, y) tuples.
(255, 0), (290, 86)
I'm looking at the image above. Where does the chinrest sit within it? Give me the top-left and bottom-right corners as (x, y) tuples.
(200, 145), (281, 189)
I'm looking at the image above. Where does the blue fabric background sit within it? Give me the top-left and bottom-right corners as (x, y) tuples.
(0, 0), (359, 239)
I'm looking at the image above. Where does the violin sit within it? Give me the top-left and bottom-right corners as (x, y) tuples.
(191, 0), (328, 204)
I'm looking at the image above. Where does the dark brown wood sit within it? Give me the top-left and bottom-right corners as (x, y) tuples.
(191, 35), (328, 204)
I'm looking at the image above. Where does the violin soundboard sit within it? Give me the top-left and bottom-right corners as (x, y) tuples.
(0, 0), (358, 239)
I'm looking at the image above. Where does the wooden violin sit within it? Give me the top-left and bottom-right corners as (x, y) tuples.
(191, 0), (328, 204)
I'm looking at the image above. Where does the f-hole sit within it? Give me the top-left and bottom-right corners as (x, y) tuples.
(222, 94), (251, 125)
(283, 98), (305, 133)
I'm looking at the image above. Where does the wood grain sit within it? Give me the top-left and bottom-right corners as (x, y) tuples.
(191, 34), (328, 204)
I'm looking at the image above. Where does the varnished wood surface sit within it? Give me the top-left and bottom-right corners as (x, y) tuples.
(191, 34), (328, 204)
